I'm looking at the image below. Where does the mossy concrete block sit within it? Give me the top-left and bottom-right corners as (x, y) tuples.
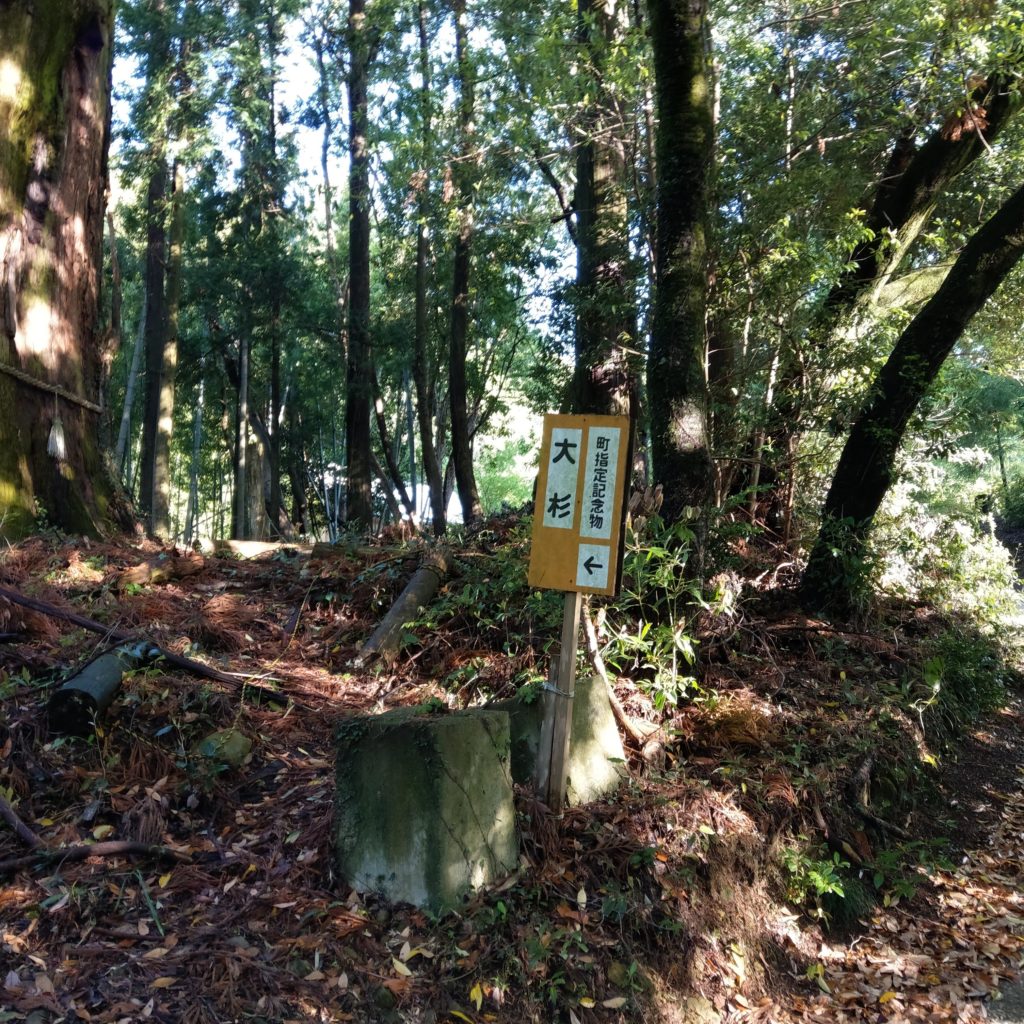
(492, 675), (626, 805)
(334, 706), (518, 913)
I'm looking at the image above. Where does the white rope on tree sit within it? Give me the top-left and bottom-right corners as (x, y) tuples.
(0, 360), (103, 414)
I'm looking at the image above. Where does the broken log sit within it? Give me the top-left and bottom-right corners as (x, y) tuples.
(353, 550), (448, 666)
(213, 539), (308, 559)
(118, 551), (204, 588)
(48, 642), (159, 735)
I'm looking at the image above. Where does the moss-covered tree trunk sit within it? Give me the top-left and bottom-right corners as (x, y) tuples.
(801, 181), (1024, 613)
(0, 0), (115, 537)
(647, 0), (714, 525)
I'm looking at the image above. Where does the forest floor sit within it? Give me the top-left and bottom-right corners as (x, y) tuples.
(1, 520), (1024, 1023)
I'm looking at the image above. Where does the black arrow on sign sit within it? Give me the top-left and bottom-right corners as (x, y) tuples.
(583, 556), (603, 575)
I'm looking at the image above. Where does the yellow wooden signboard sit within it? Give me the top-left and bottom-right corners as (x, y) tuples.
(528, 413), (630, 597)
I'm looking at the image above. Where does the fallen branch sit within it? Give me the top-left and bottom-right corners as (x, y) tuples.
(352, 549), (448, 667)
(0, 584), (271, 691)
(581, 601), (660, 749)
(0, 840), (192, 877)
(0, 792), (42, 850)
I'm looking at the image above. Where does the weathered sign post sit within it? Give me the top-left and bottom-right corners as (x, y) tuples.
(528, 413), (630, 810)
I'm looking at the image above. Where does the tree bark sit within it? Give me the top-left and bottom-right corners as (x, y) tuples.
(801, 181), (1024, 613)
(345, 0), (374, 527)
(0, 1), (116, 537)
(571, 0), (637, 418)
(448, 0), (483, 526)
(646, 0), (714, 526)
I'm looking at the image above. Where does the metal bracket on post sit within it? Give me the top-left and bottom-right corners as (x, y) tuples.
(536, 590), (582, 812)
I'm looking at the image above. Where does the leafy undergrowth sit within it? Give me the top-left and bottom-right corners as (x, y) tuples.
(1, 521), (1023, 1023)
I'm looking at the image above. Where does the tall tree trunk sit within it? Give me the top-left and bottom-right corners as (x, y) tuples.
(801, 182), (1024, 613)
(0, 1), (116, 537)
(183, 353), (205, 544)
(448, 0), (483, 526)
(571, 0), (637, 417)
(826, 71), (1021, 317)
(313, 29), (347, 355)
(404, 367), (417, 509)
(371, 362), (416, 518)
(115, 293), (146, 481)
(266, 7), (285, 539)
(99, 208), (122, 452)
(138, 159), (167, 526)
(413, 0), (446, 535)
(647, 0), (714, 526)
(233, 332), (249, 539)
(345, 0), (373, 526)
(153, 156), (184, 538)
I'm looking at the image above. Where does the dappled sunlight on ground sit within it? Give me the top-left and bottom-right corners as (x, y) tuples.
(764, 778), (1024, 1023)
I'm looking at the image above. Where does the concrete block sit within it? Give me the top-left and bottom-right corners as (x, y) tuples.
(492, 675), (626, 805)
(334, 706), (518, 913)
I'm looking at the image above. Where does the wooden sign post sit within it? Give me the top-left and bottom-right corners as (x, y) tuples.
(528, 414), (630, 810)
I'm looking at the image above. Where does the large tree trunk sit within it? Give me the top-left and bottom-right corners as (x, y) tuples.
(646, 0), (714, 526)
(0, 1), (116, 537)
(448, 0), (483, 526)
(571, 0), (637, 418)
(345, 0), (373, 527)
(801, 181), (1024, 613)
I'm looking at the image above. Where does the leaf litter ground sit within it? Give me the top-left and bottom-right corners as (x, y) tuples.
(1, 528), (1023, 1023)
